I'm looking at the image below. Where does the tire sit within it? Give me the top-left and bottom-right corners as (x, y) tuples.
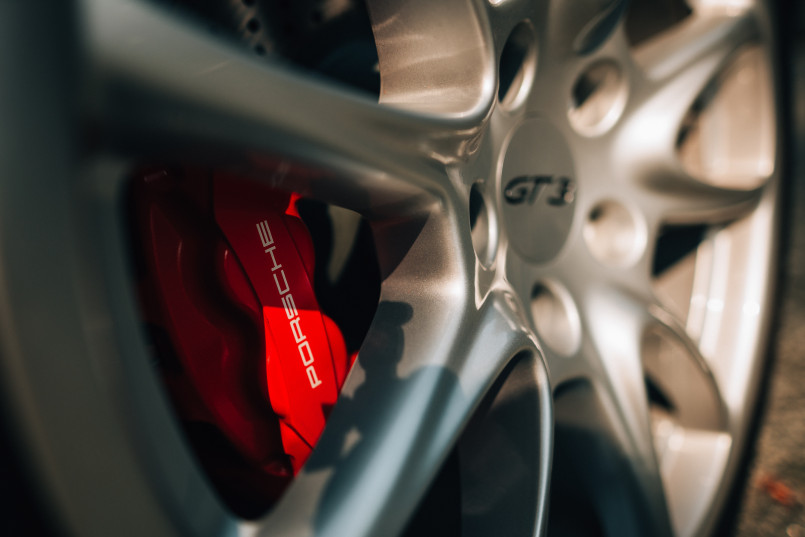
(0, 1), (785, 536)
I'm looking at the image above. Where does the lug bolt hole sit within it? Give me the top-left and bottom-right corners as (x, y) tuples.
(569, 60), (627, 135)
(584, 200), (644, 266)
(469, 182), (496, 266)
(531, 281), (581, 357)
(498, 22), (537, 109)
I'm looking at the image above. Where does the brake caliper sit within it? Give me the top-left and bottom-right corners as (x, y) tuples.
(131, 167), (352, 504)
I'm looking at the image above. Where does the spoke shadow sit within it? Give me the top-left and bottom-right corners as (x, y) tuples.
(303, 299), (465, 536)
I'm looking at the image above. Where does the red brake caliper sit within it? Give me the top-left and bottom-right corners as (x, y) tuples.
(132, 168), (353, 504)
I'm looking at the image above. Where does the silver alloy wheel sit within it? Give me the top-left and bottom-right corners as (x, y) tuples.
(0, 1), (783, 537)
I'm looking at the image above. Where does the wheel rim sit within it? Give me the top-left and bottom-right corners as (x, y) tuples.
(0, 1), (782, 537)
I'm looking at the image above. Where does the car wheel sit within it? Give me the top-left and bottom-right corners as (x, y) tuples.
(0, 0), (785, 536)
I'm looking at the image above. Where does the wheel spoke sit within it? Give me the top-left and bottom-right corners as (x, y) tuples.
(572, 279), (737, 537)
(458, 354), (552, 537)
(81, 0), (488, 209)
(643, 307), (726, 432)
(642, 308), (733, 537)
(572, 287), (674, 537)
(638, 166), (762, 226)
(82, 3), (549, 534)
(260, 290), (545, 537)
(633, 11), (758, 107)
(616, 11), (762, 226)
(365, 0), (494, 114)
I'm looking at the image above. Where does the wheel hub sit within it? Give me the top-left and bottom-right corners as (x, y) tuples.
(501, 118), (578, 263)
